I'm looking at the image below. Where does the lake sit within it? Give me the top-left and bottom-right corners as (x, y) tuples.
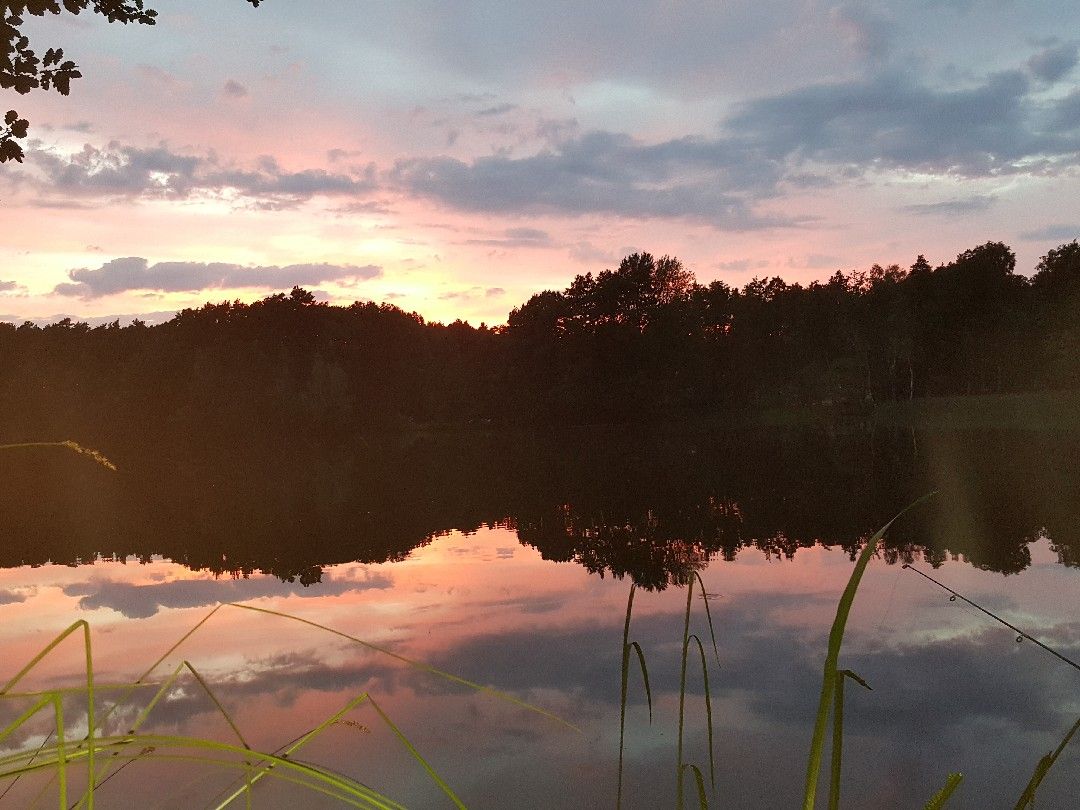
(1, 425), (1079, 808)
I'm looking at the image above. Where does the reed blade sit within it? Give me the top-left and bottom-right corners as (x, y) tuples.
(676, 575), (695, 810)
(617, 584), (636, 810)
(1014, 713), (1080, 809)
(925, 772), (964, 810)
(693, 572), (721, 667)
(688, 634), (715, 791)
(680, 763), (709, 810)
(802, 493), (934, 810)
(628, 642), (652, 723)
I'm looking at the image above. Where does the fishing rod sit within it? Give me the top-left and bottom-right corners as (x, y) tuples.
(902, 563), (1080, 674)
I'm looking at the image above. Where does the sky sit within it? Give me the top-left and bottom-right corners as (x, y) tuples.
(0, 0), (1078, 325)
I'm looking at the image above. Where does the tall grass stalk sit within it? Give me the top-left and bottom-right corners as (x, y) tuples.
(1, 601), (576, 808)
(211, 693), (376, 809)
(924, 772), (964, 809)
(802, 494), (933, 810)
(676, 572), (719, 810)
(680, 762), (708, 809)
(826, 669), (871, 810)
(0, 619), (96, 810)
(0, 440), (117, 471)
(1014, 714), (1080, 809)
(2, 735), (403, 809)
(617, 584), (652, 810)
(225, 602), (580, 730)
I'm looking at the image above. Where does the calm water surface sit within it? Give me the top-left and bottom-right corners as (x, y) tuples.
(2, 427), (1079, 808)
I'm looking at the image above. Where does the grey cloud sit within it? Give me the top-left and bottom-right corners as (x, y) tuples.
(830, 4), (896, 63)
(437, 287), (482, 301)
(223, 79), (249, 97)
(327, 148), (364, 163)
(331, 198), (395, 216)
(135, 64), (178, 86)
(726, 69), (1079, 176)
(390, 131), (791, 229)
(1028, 43), (1078, 83)
(790, 253), (843, 269)
(716, 258), (771, 272)
(425, 588), (1080, 749)
(1019, 224), (1078, 241)
(62, 569), (393, 619)
(26, 198), (96, 209)
(1051, 88), (1080, 131)
(784, 172), (836, 189)
(53, 257), (381, 299)
(29, 142), (378, 204)
(476, 103), (518, 117)
(902, 194), (997, 216)
(389, 59), (1079, 225)
(0, 588), (28, 605)
(463, 226), (553, 247)
(0, 281), (21, 293)
(504, 227), (548, 242)
(568, 241), (618, 264)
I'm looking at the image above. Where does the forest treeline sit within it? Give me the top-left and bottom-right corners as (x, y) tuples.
(1, 239), (1079, 442)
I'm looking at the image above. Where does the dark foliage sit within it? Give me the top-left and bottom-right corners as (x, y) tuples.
(3, 242), (1080, 440)
(1, 0), (261, 162)
(2, 241), (1080, 587)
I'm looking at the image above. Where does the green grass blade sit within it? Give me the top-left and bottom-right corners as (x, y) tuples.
(693, 572), (721, 667)
(802, 493), (934, 810)
(925, 772), (964, 809)
(1014, 713), (1080, 809)
(366, 697), (467, 810)
(1, 695), (58, 746)
(828, 674), (844, 810)
(213, 694), (374, 810)
(3, 734), (404, 810)
(839, 669), (871, 692)
(0, 694), (66, 808)
(53, 694), (67, 810)
(628, 642), (652, 723)
(617, 584), (636, 810)
(680, 763), (709, 810)
(0, 621), (94, 809)
(74, 660), (252, 810)
(676, 575), (695, 810)
(225, 602), (579, 731)
(828, 670), (872, 810)
(1014, 756), (1052, 810)
(73, 605), (228, 749)
(1, 621), (91, 696)
(688, 634), (715, 792)
(182, 662), (249, 749)
(6, 749), (392, 810)
(2, 682), (166, 698)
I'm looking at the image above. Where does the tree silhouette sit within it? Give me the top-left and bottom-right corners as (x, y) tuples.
(1, 0), (262, 162)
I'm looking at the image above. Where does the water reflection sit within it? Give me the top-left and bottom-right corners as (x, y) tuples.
(1, 527), (1078, 807)
(1, 426), (1078, 584)
(3, 426), (1080, 805)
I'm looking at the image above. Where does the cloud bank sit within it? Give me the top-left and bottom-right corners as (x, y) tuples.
(24, 143), (377, 207)
(54, 258), (382, 299)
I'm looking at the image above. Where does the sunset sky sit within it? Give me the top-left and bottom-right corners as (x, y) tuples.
(1, 0), (1078, 325)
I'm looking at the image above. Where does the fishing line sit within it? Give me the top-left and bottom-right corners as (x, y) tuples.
(902, 563), (1080, 674)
